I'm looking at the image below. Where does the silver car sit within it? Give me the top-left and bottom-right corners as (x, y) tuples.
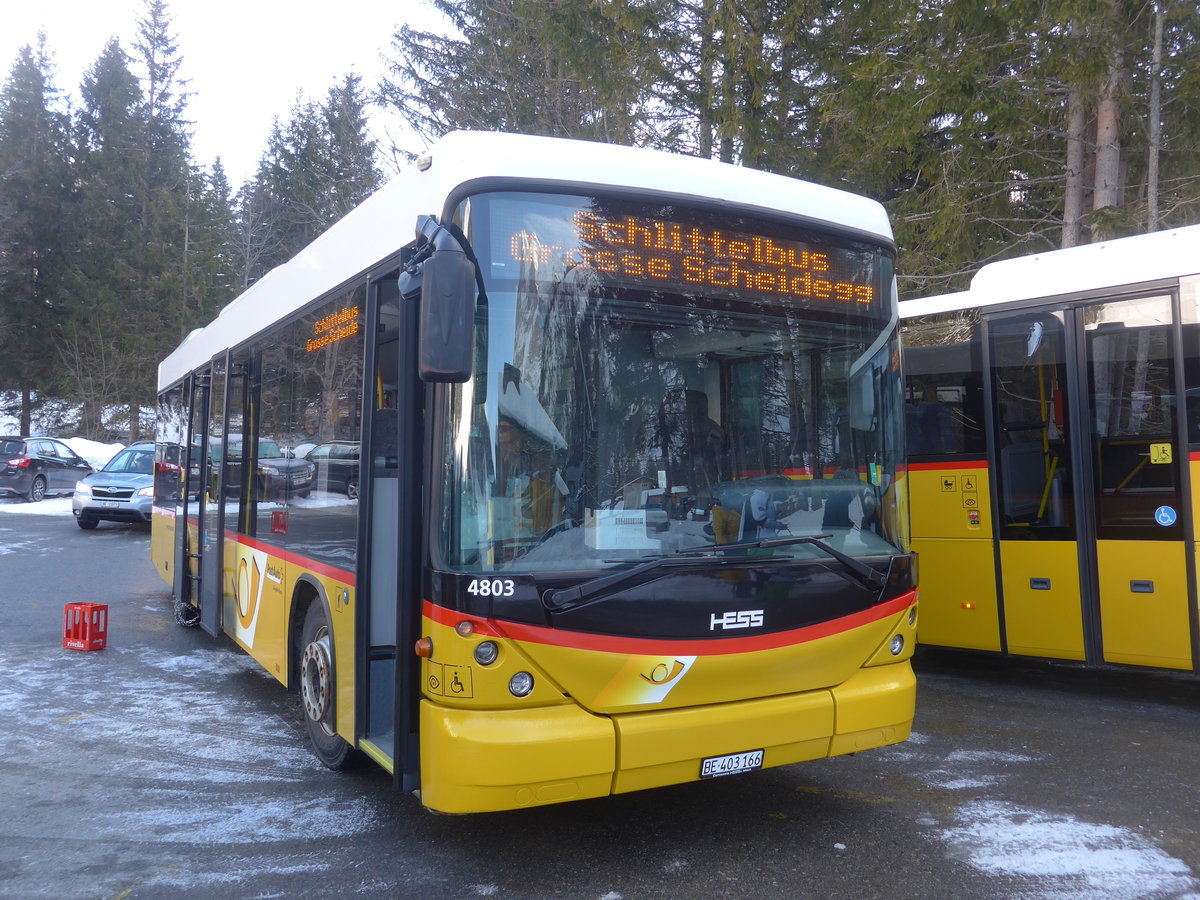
(72, 442), (155, 529)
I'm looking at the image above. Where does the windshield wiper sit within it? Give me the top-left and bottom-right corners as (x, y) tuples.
(713, 534), (888, 590)
(541, 534), (886, 613)
(542, 552), (731, 612)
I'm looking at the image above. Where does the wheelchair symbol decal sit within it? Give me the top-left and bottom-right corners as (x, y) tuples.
(1155, 506), (1177, 527)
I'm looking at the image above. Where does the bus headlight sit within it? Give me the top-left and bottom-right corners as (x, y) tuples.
(508, 671), (534, 697)
(474, 641), (499, 666)
(890, 634), (905, 656)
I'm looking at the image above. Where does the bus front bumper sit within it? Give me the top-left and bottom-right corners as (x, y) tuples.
(417, 662), (915, 814)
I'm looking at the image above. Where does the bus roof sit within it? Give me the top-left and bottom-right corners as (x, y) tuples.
(900, 223), (1200, 319)
(160, 131), (894, 389)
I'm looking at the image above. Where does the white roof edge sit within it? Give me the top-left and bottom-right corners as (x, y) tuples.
(899, 291), (972, 318)
(160, 131), (894, 388)
(903, 225), (1200, 318)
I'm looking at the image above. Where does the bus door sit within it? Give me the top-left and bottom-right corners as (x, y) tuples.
(358, 274), (422, 788)
(986, 295), (1195, 670)
(174, 367), (212, 630)
(197, 354), (230, 636)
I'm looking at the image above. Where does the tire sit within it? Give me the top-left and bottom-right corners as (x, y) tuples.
(299, 602), (355, 769)
(27, 475), (47, 503)
(346, 478), (359, 500)
(76, 516), (99, 530)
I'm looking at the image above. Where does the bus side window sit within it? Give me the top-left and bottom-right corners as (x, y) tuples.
(902, 312), (984, 457)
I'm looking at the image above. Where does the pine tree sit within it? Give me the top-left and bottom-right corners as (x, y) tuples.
(67, 36), (144, 438)
(125, 0), (196, 438)
(241, 75), (383, 284)
(0, 37), (74, 435)
(379, 0), (654, 144)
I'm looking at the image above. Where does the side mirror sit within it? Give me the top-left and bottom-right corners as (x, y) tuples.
(849, 364), (878, 432)
(417, 239), (476, 383)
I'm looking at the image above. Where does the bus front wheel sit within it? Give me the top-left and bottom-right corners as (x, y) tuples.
(299, 603), (354, 769)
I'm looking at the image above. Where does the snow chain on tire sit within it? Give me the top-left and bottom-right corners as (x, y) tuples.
(174, 598), (201, 627)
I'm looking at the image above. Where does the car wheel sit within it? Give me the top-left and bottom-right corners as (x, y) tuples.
(299, 602), (355, 770)
(27, 475), (47, 502)
(346, 478), (359, 500)
(76, 517), (99, 530)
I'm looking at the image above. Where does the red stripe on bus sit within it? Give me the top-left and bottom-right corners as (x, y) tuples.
(228, 532), (357, 585)
(176, 512), (357, 585)
(423, 588), (917, 656)
(1190, 451), (1200, 462)
(907, 460), (988, 471)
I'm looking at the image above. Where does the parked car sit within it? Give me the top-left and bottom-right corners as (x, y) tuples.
(72, 442), (155, 529)
(0, 436), (95, 502)
(306, 440), (361, 498)
(220, 437), (315, 501)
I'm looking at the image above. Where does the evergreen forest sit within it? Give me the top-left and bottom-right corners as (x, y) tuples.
(2, 0), (1198, 439)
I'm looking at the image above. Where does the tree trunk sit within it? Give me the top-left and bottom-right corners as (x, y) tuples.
(20, 388), (33, 437)
(1092, 12), (1125, 222)
(1146, 3), (1164, 232)
(698, 0), (715, 158)
(1063, 85), (1087, 248)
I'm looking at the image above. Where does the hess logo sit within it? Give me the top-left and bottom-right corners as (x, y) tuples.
(710, 609), (764, 631)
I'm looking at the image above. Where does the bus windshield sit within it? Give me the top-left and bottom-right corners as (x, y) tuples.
(438, 191), (904, 573)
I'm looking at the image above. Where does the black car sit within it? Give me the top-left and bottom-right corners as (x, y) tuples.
(216, 437), (315, 501)
(306, 441), (361, 498)
(0, 436), (95, 502)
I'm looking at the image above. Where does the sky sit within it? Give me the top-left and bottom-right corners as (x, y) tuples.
(0, 0), (448, 185)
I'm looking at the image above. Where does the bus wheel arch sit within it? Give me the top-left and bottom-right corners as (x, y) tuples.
(291, 581), (356, 770)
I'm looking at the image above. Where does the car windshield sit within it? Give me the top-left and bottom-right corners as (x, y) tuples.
(437, 191), (905, 573)
(104, 447), (154, 474)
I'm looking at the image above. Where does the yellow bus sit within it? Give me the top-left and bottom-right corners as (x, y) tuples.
(901, 225), (1200, 673)
(153, 131), (917, 814)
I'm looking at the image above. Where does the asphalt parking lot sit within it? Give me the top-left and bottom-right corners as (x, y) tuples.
(2, 507), (1198, 900)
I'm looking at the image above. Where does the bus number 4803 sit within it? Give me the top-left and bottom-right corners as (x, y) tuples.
(467, 579), (516, 598)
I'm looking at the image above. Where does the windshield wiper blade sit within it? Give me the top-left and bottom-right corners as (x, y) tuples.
(712, 533), (889, 589)
(542, 534), (886, 613)
(542, 552), (733, 613)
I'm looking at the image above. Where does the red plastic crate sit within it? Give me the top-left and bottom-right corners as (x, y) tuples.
(63, 602), (108, 651)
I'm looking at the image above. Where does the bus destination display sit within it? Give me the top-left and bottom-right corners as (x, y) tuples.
(501, 204), (878, 310)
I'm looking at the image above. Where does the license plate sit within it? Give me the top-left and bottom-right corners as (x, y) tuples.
(99, 501), (119, 508)
(700, 749), (764, 778)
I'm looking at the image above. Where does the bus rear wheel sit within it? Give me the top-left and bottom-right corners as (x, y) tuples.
(299, 602), (355, 769)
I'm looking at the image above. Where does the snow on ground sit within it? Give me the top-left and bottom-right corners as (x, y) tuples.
(0, 642), (381, 849)
(883, 732), (1200, 900)
(942, 799), (1196, 900)
(0, 495), (76, 516)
